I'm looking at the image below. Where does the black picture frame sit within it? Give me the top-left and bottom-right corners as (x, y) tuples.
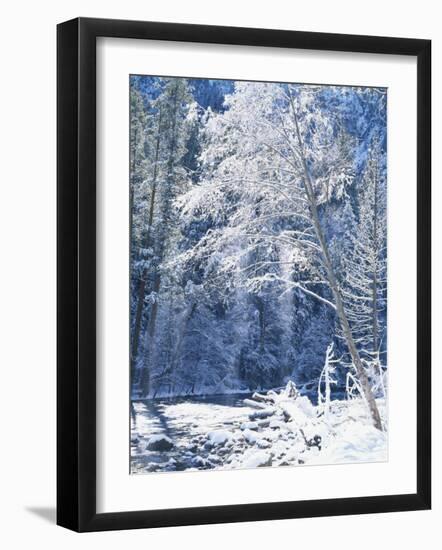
(57, 17), (431, 532)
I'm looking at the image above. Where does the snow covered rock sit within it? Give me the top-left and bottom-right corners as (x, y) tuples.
(269, 419), (285, 430)
(240, 421), (259, 431)
(147, 434), (174, 452)
(164, 458), (178, 471)
(257, 419), (271, 428)
(207, 430), (232, 446)
(191, 455), (207, 468)
(218, 447), (230, 456)
(242, 429), (259, 445)
(242, 451), (272, 468)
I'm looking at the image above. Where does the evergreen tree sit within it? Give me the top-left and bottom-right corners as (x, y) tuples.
(130, 78), (196, 396)
(342, 138), (387, 394)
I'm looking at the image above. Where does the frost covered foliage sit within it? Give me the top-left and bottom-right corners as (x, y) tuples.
(129, 76), (387, 436)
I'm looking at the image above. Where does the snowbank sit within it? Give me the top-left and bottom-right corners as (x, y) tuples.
(131, 381), (388, 474)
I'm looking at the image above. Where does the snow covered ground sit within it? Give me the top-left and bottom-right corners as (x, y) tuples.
(130, 384), (387, 474)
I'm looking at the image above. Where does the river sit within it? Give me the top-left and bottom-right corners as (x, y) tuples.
(130, 389), (345, 473)
(130, 393), (256, 473)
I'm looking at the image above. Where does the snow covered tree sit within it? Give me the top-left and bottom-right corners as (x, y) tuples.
(129, 76), (387, 431)
(129, 87), (148, 241)
(342, 138), (387, 396)
(129, 78), (196, 396)
(318, 343), (339, 424)
(176, 82), (383, 429)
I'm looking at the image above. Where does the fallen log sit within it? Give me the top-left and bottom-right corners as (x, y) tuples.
(243, 398), (269, 410)
(252, 391), (277, 404)
(249, 407), (276, 421)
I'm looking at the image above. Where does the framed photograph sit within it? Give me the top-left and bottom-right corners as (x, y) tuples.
(57, 17), (431, 532)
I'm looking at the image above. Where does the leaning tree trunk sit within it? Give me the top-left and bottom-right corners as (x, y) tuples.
(291, 103), (383, 431)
